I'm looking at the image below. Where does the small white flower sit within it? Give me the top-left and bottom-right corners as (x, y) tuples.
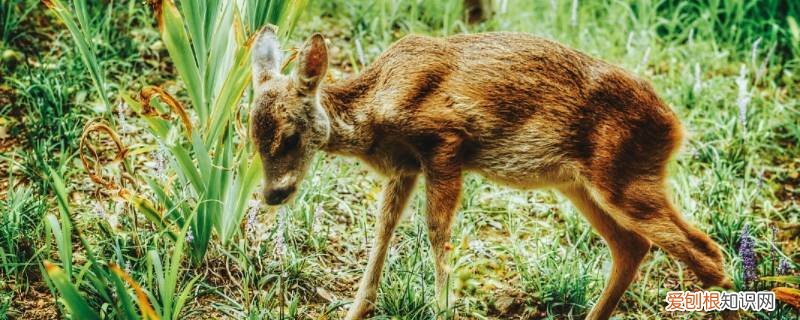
(246, 199), (260, 233)
(639, 46), (651, 71)
(625, 32), (634, 53)
(186, 229), (194, 243)
(735, 64), (751, 128)
(188, 109), (198, 128)
(570, 0), (578, 26)
(751, 37), (762, 67)
(114, 199), (126, 213)
(108, 214), (121, 230)
(469, 239), (487, 255)
(313, 204), (324, 233)
(93, 201), (107, 218)
(693, 63), (702, 94)
(94, 201), (121, 230)
(117, 102), (135, 133)
(275, 207), (287, 257)
(355, 38), (366, 67)
(337, 201), (349, 214)
(153, 143), (169, 177)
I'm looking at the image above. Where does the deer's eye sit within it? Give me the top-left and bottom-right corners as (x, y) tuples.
(277, 133), (300, 155)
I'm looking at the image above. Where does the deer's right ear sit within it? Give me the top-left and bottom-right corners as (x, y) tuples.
(251, 25), (282, 86)
(294, 33), (328, 93)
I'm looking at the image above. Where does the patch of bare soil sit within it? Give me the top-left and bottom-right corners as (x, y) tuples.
(7, 286), (59, 320)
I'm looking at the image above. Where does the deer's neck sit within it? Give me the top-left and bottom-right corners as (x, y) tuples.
(319, 73), (379, 155)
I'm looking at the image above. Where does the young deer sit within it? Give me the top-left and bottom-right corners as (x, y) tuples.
(250, 26), (735, 319)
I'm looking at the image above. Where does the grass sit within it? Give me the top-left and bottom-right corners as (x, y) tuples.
(1, 0), (798, 319)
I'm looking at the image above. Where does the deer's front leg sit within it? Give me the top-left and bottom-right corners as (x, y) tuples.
(424, 137), (464, 316)
(345, 175), (417, 320)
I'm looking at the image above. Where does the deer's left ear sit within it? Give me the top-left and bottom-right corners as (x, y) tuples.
(252, 25), (282, 86)
(295, 33), (328, 93)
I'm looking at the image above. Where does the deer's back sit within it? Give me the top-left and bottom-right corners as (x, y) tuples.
(348, 32), (683, 187)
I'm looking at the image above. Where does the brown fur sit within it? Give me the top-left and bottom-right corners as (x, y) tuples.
(249, 28), (735, 319)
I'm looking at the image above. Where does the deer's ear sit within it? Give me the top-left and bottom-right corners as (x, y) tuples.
(252, 25), (282, 86)
(295, 33), (328, 93)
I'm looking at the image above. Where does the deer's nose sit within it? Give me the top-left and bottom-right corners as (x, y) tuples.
(265, 186), (296, 205)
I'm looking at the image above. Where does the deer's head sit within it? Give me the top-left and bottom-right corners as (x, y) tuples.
(250, 27), (329, 205)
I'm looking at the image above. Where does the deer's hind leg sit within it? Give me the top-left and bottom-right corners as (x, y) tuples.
(585, 177), (737, 320)
(588, 179), (732, 291)
(559, 184), (651, 320)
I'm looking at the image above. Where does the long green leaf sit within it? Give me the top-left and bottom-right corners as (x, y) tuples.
(206, 37), (253, 144)
(762, 275), (800, 285)
(169, 144), (205, 195)
(107, 268), (141, 320)
(191, 133), (212, 184)
(220, 154), (262, 243)
(44, 261), (101, 320)
(48, 170), (73, 279)
(45, 214), (71, 281)
(148, 249), (169, 318)
(171, 275), (200, 320)
(130, 193), (179, 241)
(46, 0), (111, 113)
(48, 171), (114, 302)
(204, 0), (235, 113)
(178, 0), (207, 79)
(158, 0), (206, 121)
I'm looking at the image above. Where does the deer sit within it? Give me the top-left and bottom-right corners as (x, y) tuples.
(248, 25), (737, 320)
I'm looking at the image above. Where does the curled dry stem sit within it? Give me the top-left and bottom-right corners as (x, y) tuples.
(139, 86), (194, 137)
(79, 121), (128, 193)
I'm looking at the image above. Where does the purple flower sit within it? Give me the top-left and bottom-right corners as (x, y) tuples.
(778, 258), (792, 275)
(186, 229), (194, 244)
(738, 224), (758, 284)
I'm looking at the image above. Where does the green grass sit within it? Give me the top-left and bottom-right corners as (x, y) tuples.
(0, 0), (798, 319)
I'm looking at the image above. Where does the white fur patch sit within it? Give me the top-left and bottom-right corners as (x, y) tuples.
(277, 174), (293, 187)
(252, 29), (282, 85)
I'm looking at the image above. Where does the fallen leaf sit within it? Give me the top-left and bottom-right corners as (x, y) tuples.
(773, 287), (800, 309)
(316, 287), (336, 303)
